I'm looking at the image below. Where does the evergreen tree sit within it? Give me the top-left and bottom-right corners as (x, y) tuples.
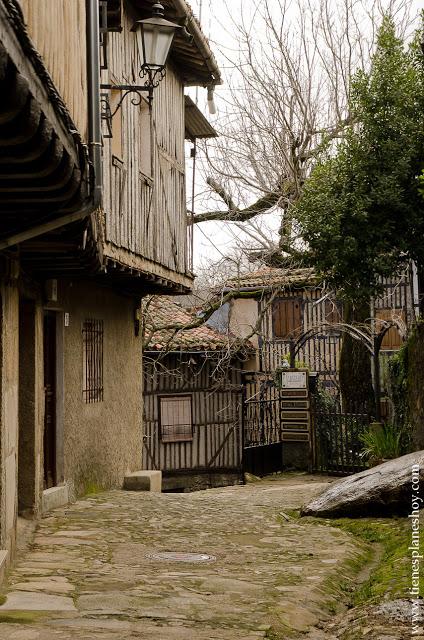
(295, 16), (424, 302)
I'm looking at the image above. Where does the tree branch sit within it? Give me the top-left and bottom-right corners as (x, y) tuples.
(189, 180), (295, 225)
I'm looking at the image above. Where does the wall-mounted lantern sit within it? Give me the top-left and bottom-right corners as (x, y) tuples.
(100, 3), (181, 137)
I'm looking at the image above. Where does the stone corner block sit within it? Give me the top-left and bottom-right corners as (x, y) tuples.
(123, 470), (162, 492)
(42, 484), (69, 514)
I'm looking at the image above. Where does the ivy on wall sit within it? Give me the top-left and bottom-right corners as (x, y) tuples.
(389, 320), (424, 451)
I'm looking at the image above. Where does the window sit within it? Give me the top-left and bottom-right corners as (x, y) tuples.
(272, 298), (303, 340)
(375, 309), (404, 351)
(82, 319), (104, 403)
(159, 396), (193, 442)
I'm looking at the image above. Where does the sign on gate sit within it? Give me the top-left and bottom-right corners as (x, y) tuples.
(281, 370), (308, 389)
(279, 369), (311, 442)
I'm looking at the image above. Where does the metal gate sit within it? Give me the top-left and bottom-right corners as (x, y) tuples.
(311, 405), (370, 475)
(242, 372), (284, 476)
(242, 370), (315, 476)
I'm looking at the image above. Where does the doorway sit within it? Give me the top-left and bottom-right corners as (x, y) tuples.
(18, 299), (36, 515)
(43, 311), (57, 489)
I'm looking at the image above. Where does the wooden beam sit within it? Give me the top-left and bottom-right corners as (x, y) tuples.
(0, 205), (94, 250)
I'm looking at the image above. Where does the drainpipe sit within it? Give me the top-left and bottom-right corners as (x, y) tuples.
(86, 0), (102, 206)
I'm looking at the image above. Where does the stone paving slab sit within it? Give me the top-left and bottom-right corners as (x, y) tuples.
(0, 474), (363, 639)
(0, 591), (76, 611)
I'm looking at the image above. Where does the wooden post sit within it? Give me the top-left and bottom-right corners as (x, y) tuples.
(289, 340), (296, 368)
(240, 373), (246, 479)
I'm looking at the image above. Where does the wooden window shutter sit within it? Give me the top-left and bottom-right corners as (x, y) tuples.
(375, 309), (404, 350)
(273, 298), (302, 339)
(324, 300), (342, 324)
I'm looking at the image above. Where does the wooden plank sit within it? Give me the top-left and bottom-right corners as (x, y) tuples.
(19, 0), (88, 139)
(102, 6), (187, 274)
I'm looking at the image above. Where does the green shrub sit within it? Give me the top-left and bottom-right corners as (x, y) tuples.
(312, 382), (339, 413)
(359, 423), (403, 464)
(388, 342), (408, 428)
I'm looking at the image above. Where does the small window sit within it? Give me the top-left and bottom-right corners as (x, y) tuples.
(82, 319), (104, 403)
(272, 298), (303, 340)
(159, 396), (193, 443)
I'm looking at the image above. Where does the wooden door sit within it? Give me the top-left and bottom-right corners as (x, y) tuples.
(43, 311), (57, 489)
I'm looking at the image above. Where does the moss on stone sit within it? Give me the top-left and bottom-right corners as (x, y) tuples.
(0, 610), (47, 624)
(265, 628), (288, 639)
(83, 481), (104, 496)
(312, 516), (421, 604)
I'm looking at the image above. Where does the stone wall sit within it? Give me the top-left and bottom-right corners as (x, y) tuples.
(229, 298), (259, 370)
(18, 300), (44, 518)
(0, 281), (19, 561)
(0, 275), (143, 587)
(59, 281), (142, 499)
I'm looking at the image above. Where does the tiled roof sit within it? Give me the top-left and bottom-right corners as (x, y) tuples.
(143, 297), (248, 352)
(224, 267), (319, 291)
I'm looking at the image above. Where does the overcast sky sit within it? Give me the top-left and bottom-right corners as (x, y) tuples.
(187, 0), (424, 273)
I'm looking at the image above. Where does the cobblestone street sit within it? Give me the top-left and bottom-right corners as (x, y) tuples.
(0, 475), (364, 639)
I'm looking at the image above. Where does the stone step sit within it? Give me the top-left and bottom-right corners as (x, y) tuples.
(42, 484), (69, 514)
(123, 470), (162, 492)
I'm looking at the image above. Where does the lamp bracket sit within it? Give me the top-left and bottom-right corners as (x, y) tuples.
(100, 69), (166, 138)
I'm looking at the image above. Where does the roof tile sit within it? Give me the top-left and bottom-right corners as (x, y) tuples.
(225, 266), (318, 290)
(143, 297), (250, 352)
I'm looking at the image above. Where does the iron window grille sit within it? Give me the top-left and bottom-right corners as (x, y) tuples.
(159, 395), (193, 442)
(82, 319), (104, 403)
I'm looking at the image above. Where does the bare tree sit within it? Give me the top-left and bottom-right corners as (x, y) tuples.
(191, 0), (414, 263)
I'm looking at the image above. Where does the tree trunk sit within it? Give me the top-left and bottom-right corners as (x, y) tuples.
(339, 301), (375, 415)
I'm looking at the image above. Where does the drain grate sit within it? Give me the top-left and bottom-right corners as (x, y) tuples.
(147, 552), (216, 563)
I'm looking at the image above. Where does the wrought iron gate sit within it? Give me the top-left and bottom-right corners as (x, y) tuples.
(242, 372), (284, 475)
(242, 371), (371, 477)
(311, 405), (370, 475)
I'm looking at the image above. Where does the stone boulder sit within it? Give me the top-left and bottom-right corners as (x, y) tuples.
(301, 450), (424, 517)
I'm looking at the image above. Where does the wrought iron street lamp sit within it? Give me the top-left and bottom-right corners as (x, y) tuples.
(100, 3), (181, 137)
(133, 3), (180, 76)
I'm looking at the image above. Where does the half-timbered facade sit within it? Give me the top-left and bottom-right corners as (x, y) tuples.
(142, 298), (250, 490)
(0, 0), (220, 580)
(217, 266), (416, 396)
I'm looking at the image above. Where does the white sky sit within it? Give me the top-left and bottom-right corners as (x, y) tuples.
(187, 0), (424, 273)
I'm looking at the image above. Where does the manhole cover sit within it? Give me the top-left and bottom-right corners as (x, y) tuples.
(147, 552), (216, 563)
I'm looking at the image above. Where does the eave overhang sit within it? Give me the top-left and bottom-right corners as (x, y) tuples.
(127, 0), (222, 87)
(185, 95), (217, 141)
(0, 0), (90, 240)
(19, 227), (192, 296)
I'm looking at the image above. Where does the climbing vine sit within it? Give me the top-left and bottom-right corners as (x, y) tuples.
(388, 320), (424, 451)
